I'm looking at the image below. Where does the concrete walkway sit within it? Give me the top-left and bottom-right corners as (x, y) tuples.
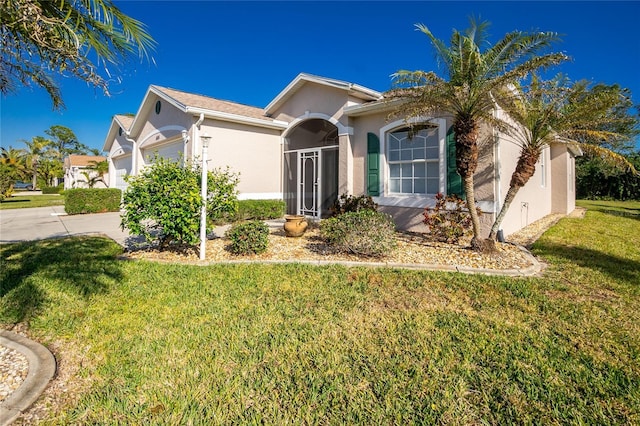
(0, 206), (130, 246)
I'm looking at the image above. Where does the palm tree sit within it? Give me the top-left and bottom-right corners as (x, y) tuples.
(87, 159), (109, 187)
(489, 77), (639, 239)
(0, 0), (155, 109)
(80, 171), (105, 188)
(0, 146), (27, 175)
(387, 18), (566, 251)
(24, 136), (51, 189)
(1, 146), (28, 197)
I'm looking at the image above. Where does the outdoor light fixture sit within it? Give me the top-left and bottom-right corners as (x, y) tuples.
(199, 132), (211, 260)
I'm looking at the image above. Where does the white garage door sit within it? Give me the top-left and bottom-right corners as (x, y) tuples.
(142, 141), (184, 165)
(113, 155), (132, 190)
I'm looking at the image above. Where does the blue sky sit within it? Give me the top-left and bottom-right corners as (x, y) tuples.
(2, 1), (639, 153)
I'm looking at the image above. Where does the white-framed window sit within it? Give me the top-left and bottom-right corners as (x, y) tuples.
(539, 149), (546, 188)
(387, 126), (440, 195)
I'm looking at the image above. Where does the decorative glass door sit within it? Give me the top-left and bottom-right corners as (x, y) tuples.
(298, 149), (320, 218)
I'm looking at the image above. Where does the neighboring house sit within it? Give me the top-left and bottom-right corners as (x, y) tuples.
(103, 73), (580, 237)
(63, 155), (108, 190)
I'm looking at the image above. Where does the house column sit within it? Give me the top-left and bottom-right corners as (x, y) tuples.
(338, 129), (354, 195)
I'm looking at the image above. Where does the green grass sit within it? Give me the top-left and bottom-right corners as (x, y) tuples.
(1, 200), (639, 424)
(0, 194), (64, 209)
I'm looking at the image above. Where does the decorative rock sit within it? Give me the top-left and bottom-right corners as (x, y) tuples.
(0, 345), (28, 402)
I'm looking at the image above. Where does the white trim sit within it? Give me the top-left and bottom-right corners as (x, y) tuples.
(237, 192), (283, 200)
(265, 73), (382, 115)
(186, 106), (288, 130)
(282, 113), (351, 137)
(138, 125), (188, 149)
(343, 98), (405, 117)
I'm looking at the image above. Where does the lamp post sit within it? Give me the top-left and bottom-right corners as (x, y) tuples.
(199, 132), (211, 260)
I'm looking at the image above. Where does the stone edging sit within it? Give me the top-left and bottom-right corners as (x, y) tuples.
(0, 331), (56, 426)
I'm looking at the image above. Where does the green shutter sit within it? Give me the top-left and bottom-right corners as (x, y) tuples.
(367, 132), (380, 196)
(446, 126), (464, 196)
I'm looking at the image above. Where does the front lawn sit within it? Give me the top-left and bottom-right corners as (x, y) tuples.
(1, 200), (638, 424)
(0, 194), (64, 209)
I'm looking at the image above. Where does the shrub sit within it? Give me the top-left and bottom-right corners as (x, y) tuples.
(321, 210), (396, 257)
(235, 199), (286, 221)
(207, 167), (240, 223)
(330, 194), (378, 216)
(121, 158), (239, 249)
(422, 193), (481, 244)
(226, 220), (269, 255)
(42, 185), (63, 194)
(65, 188), (121, 214)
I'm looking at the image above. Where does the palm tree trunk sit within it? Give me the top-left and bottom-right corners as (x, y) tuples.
(454, 117), (485, 250)
(489, 149), (540, 240)
(463, 175), (484, 251)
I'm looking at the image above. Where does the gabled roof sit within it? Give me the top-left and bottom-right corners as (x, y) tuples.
(126, 85), (288, 137)
(114, 114), (134, 131)
(102, 114), (135, 152)
(64, 155), (106, 169)
(264, 73), (383, 116)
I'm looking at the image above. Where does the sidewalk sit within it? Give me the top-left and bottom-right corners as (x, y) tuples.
(0, 206), (129, 246)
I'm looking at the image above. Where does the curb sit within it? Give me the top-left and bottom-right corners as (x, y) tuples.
(0, 331), (56, 426)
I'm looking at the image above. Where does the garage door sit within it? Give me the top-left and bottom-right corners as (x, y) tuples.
(113, 154), (132, 190)
(142, 141), (184, 165)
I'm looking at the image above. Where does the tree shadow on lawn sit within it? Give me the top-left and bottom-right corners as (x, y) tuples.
(0, 236), (124, 323)
(534, 242), (640, 285)
(582, 203), (640, 220)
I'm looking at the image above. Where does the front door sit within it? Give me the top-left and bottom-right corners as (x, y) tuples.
(298, 149), (320, 218)
(296, 147), (339, 219)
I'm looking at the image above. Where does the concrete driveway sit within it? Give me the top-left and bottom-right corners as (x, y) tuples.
(0, 206), (131, 246)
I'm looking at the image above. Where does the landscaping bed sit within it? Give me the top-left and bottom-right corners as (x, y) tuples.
(126, 224), (536, 271)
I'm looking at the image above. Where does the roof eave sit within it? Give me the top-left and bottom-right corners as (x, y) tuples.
(186, 107), (288, 130)
(343, 98), (404, 117)
(265, 73), (382, 115)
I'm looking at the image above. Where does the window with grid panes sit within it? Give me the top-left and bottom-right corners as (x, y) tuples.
(387, 127), (439, 195)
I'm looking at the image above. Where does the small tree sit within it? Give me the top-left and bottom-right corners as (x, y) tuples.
(121, 158), (238, 249)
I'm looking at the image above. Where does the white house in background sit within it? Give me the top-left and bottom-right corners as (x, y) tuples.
(63, 155), (108, 190)
(103, 73), (581, 238)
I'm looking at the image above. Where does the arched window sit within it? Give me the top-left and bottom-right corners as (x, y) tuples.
(387, 126), (440, 195)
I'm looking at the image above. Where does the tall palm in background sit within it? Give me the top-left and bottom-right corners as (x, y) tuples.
(489, 77), (639, 239)
(24, 136), (51, 189)
(387, 18), (566, 250)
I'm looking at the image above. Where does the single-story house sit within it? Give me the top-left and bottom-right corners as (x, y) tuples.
(103, 73), (580, 238)
(63, 155), (108, 190)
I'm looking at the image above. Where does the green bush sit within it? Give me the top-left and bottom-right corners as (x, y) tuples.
(330, 193), (378, 216)
(42, 185), (63, 194)
(64, 188), (121, 214)
(235, 199), (285, 221)
(207, 167), (240, 223)
(320, 210), (396, 257)
(225, 220), (269, 255)
(121, 158), (239, 249)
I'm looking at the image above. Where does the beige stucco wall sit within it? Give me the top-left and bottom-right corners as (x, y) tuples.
(136, 95), (191, 168)
(199, 120), (282, 198)
(550, 143), (576, 215)
(494, 127), (554, 237)
(271, 83), (352, 128)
